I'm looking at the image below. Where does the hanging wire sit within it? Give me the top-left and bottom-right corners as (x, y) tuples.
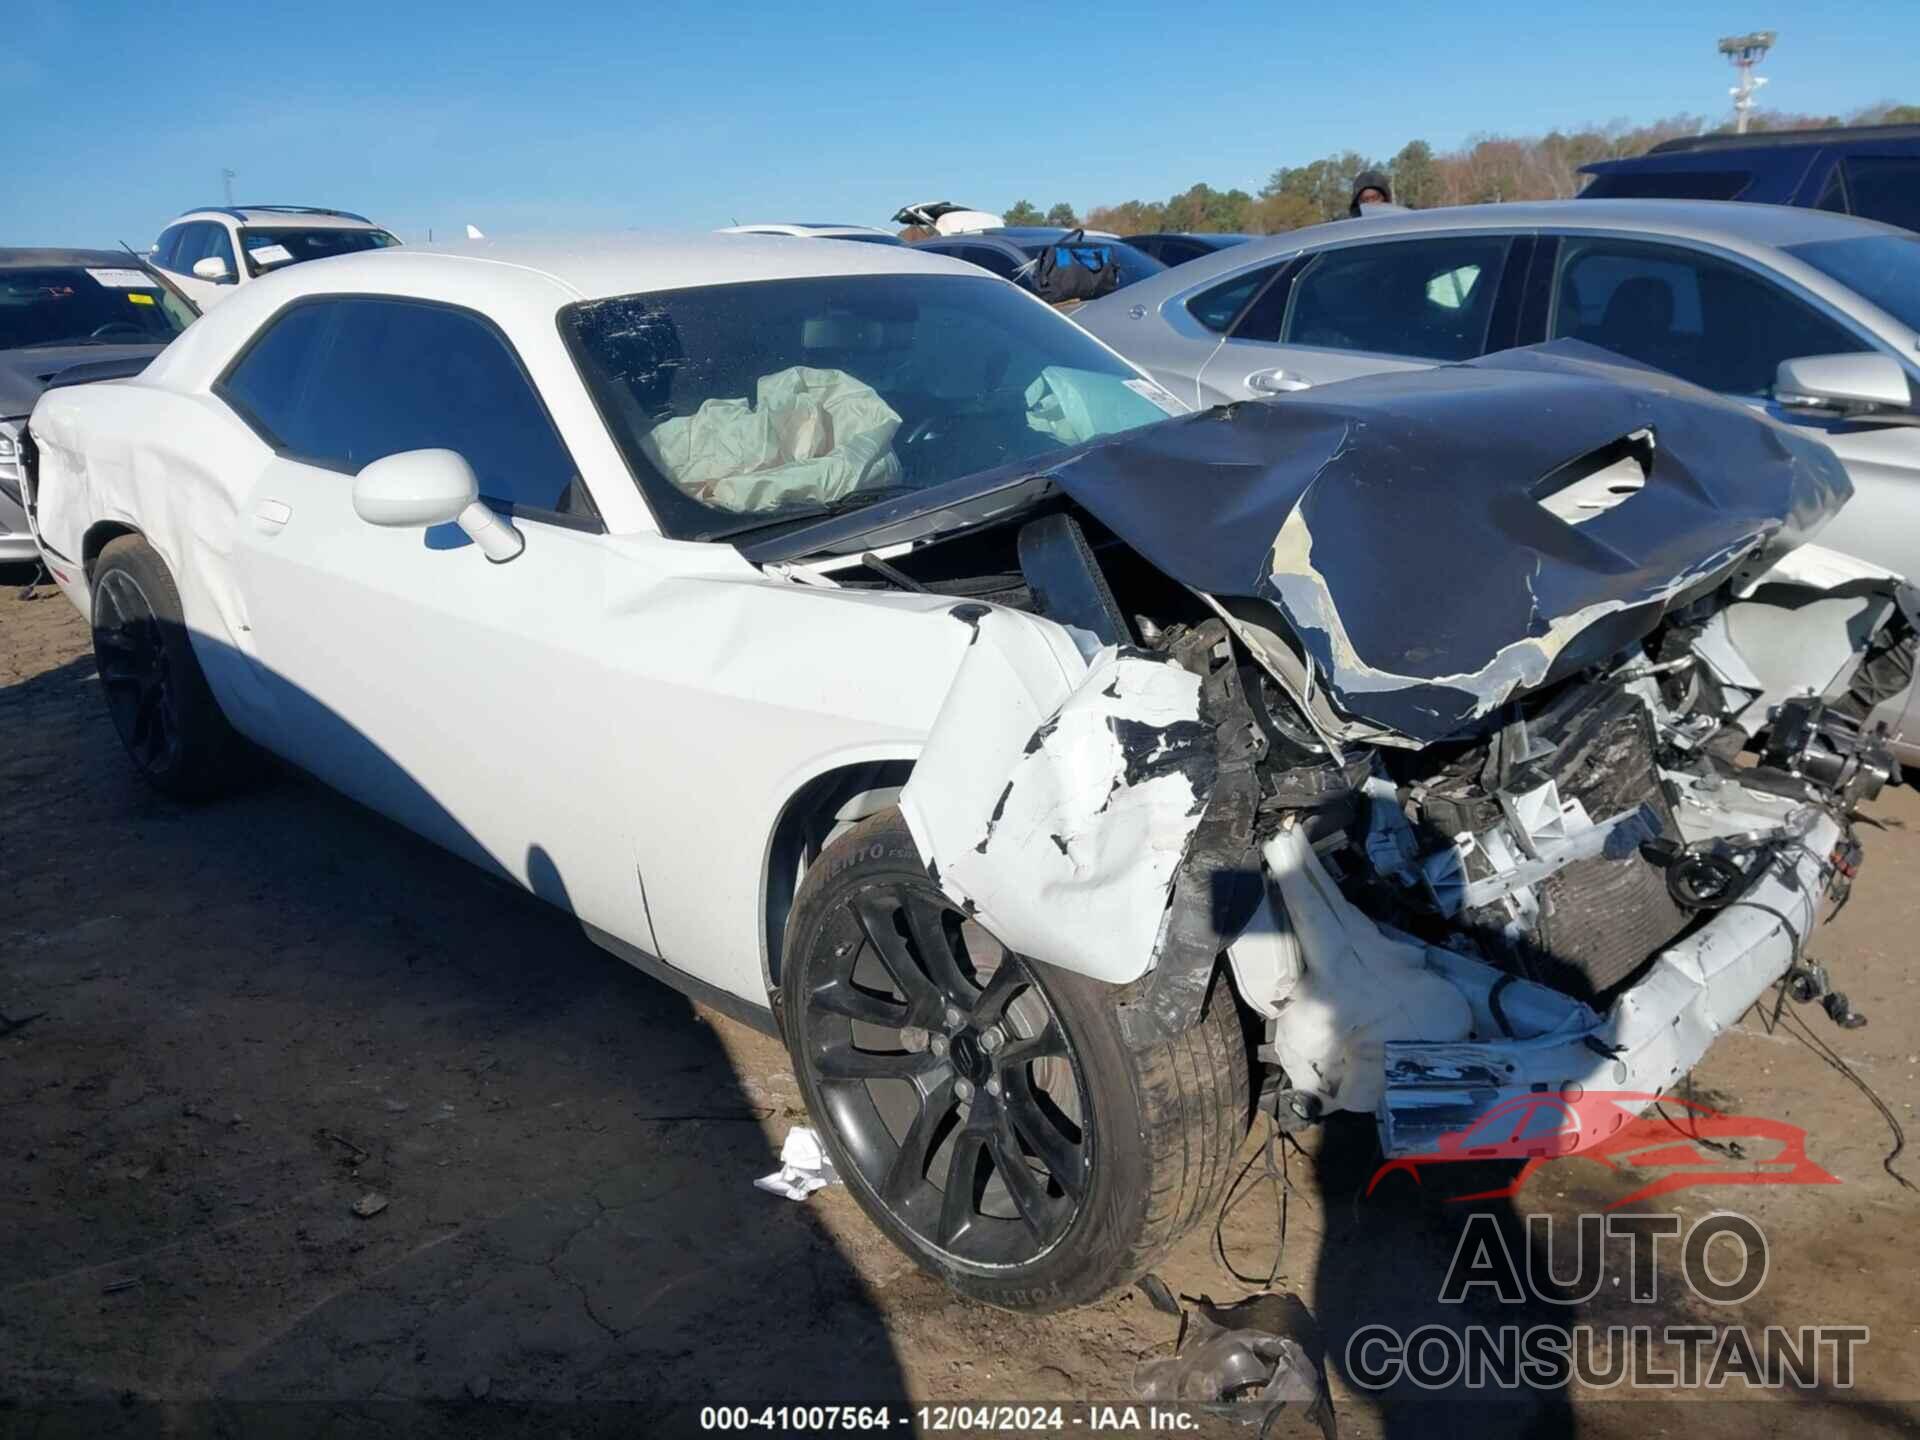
(1212, 1110), (1307, 1288)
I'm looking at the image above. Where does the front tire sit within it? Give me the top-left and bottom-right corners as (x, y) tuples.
(90, 535), (249, 799)
(782, 809), (1248, 1312)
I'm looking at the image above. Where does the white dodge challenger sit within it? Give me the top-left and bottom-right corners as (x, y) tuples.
(20, 235), (1910, 1310)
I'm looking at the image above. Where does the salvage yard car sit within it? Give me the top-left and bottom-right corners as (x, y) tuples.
(149, 205), (400, 309)
(19, 234), (1912, 1312)
(1, 249), (195, 565)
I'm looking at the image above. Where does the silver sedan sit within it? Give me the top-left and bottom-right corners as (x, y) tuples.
(1075, 199), (1920, 588)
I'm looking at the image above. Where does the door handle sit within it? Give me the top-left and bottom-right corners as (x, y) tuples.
(1247, 368), (1312, 394)
(251, 499), (293, 533)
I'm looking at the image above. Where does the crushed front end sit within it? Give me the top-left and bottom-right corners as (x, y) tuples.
(846, 345), (1906, 1161)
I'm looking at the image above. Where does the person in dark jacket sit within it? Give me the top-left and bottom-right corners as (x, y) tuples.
(1348, 170), (1393, 216)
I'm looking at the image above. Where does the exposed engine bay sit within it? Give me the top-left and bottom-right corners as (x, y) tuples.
(748, 344), (1914, 1158)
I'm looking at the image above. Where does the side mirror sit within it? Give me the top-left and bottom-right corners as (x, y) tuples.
(1775, 353), (1914, 418)
(352, 448), (524, 562)
(191, 255), (233, 283)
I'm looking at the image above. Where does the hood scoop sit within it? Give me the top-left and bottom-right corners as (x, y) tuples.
(1533, 429), (1652, 526)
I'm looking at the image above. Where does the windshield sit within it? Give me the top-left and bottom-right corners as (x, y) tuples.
(240, 226), (400, 277)
(1786, 235), (1920, 335)
(1015, 239), (1166, 288)
(0, 266), (194, 350)
(562, 273), (1180, 540)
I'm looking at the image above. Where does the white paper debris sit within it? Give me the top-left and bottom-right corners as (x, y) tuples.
(754, 1125), (840, 1200)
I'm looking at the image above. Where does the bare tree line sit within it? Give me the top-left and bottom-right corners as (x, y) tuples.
(991, 101), (1919, 236)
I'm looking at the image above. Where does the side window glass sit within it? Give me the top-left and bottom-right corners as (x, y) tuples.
(962, 245), (1020, 280)
(171, 224), (210, 271)
(1550, 238), (1870, 397)
(206, 224), (238, 277)
(229, 299), (588, 520)
(1186, 264), (1281, 334)
(1842, 156), (1920, 233)
(220, 303), (337, 445)
(151, 226), (183, 271)
(1278, 236), (1512, 360)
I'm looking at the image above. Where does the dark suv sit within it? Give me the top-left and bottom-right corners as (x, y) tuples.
(1579, 124), (1920, 231)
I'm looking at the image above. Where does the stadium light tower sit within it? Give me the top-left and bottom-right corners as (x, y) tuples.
(1719, 31), (1776, 134)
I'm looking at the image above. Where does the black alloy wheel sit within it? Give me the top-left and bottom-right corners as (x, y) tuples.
(802, 878), (1091, 1268)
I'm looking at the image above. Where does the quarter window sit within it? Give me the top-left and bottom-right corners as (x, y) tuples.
(1186, 264), (1281, 334)
(1261, 236), (1511, 359)
(220, 298), (591, 521)
(1549, 237), (1871, 397)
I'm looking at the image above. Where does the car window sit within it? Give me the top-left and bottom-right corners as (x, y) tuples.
(0, 266), (194, 348)
(956, 245), (1022, 280)
(172, 223), (218, 274)
(206, 224), (237, 277)
(1186, 264), (1282, 334)
(220, 298), (589, 521)
(1267, 236), (1511, 359)
(1787, 234), (1920, 335)
(1550, 237), (1871, 397)
(1579, 169), (1752, 201)
(1840, 156), (1920, 233)
(151, 226), (185, 272)
(239, 226), (400, 277)
(562, 273), (1175, 540)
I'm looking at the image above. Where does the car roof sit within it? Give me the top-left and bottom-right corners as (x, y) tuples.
(986, 227), (1122, 242)
(1647, 122), (1920, 155)
(171, 206), (379, 229)
(0, 247), (150, 270)
(1081, 198), (1908, 317)
(718, 223), (898, 237)
(248, 231), (987, 303)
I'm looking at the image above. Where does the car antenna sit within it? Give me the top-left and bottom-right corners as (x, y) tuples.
(118, 241), (201, 319)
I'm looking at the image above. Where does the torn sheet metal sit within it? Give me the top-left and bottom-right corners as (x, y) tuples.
(1045, 341), (1851, 745)
(898, 620), (1213, 986)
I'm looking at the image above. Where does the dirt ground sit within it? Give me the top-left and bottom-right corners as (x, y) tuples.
(4, 568), (1918, 1439)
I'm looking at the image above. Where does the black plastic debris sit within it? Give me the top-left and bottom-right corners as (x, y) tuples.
(1135, 1288), (1336, 1438)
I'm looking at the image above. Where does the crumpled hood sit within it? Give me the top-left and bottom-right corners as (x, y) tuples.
(0, 343), (163, 419)
(1048, 342), (1852, 744)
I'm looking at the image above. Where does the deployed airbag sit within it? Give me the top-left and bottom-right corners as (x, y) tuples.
(640, 365), (902, 513)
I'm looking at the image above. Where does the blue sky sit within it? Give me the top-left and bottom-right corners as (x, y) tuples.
(10, 0), (1918, 247)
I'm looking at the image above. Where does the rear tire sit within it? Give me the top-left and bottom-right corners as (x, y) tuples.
(90, 536), (250, 799)
(782, 808), (1249, 1312)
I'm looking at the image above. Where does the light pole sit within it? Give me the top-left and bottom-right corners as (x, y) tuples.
(1718, 31), (1776, 135)
(221, 168), (236, 206)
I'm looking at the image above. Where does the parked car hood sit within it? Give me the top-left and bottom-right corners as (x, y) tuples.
(0, 342), (163, 418)
(1045, 343), (1851, 743)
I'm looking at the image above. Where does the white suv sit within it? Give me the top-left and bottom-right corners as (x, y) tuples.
(149, 206), (399, 309)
